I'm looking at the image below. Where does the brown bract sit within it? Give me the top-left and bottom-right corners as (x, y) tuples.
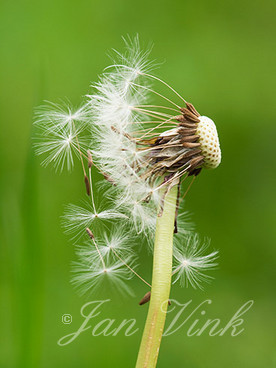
(138, 103), (205, 179)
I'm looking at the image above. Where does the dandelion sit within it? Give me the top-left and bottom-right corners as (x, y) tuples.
(34, 36), (221, 368)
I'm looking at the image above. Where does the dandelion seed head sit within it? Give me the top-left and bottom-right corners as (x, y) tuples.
(34, 36), (221, 297)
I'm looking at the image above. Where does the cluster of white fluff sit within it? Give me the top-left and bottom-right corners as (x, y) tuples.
(87, 45), (161, 233)
(34, 37), (218, 296)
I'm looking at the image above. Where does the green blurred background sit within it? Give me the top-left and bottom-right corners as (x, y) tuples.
(1, 0), (275, 367)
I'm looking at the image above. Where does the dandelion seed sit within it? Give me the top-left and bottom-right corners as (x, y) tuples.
(34, 102), (90, 132)
(34, 123), (88, 171)
(99, 229), (134, 258)
(71, 254), (135, 296)
(172, 234), (219, 289)
(63, 203), (127, 238)
(139, 291), (151, 306)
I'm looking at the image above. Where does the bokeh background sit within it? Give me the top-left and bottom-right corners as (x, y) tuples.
(1, 0), (275, 367)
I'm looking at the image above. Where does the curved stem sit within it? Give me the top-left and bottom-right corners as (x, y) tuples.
(136, 181), (178, 368)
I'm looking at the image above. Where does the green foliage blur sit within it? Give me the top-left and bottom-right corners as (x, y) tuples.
(1, 0), (275, 367)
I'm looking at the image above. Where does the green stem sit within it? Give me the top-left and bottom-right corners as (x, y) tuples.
(136, 181), (178, 368)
